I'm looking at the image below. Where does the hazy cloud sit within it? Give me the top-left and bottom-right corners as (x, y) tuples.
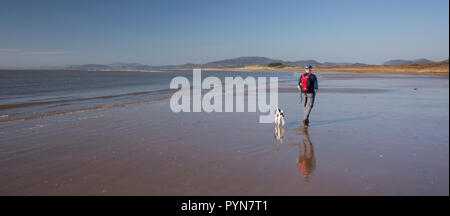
(20, 51), (71, 55)
(0, 48), (21, 52)
(0, 48), (71, 55)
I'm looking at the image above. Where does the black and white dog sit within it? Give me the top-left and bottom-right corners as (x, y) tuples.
(275, 108), (285, 127)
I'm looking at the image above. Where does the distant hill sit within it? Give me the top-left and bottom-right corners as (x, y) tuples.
(109, 63), (148, 68)
(412, 58), (433, 63)
(321, 62), (369, 67)
(68, 63), (152, 71)
(201, 57), (362, 68)
(322, 62), (353, 67)
(201, 58), (369, 68)
(202, 56), (281, 68)
(68, 64), (111, 70)
(383, 58), (433, 66)
(350, 63), (370, 66)
(284, 60), (322, 67)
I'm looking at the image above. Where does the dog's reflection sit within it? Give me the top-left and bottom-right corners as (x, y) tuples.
(274, 124), (285, 143)
(296, 128), (316, 180)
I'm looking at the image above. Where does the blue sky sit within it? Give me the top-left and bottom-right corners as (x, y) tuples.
(0, 0), (448, 66)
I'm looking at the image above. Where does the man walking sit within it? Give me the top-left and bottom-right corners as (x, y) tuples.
(298, 64), (318, 128)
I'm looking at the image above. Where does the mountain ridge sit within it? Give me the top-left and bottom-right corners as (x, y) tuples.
(65, 56), (372, 70)
(383, 58), (433, 66)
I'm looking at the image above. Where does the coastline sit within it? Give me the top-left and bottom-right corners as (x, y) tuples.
(201, 61), (449, 76)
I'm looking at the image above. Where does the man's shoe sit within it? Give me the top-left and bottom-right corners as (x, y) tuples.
(303, 120), (309, 128)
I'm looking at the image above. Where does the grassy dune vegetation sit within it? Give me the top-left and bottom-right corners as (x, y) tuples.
(203, 61), (449, 76)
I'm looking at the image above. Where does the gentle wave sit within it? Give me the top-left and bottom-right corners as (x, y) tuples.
(0, 95), (172, 123)
(0, 88), (177, 123)
(0, 88), (176, 111)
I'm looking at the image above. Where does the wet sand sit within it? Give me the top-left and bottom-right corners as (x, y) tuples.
(0, 71), (448, 195)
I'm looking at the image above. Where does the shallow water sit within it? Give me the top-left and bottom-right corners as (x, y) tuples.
(0, 70), (294, 122)
(0, 70), (448, 195)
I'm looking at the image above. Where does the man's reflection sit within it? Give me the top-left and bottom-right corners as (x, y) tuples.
(296, 128), (316, 179)
(274, 124), (285, 143)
